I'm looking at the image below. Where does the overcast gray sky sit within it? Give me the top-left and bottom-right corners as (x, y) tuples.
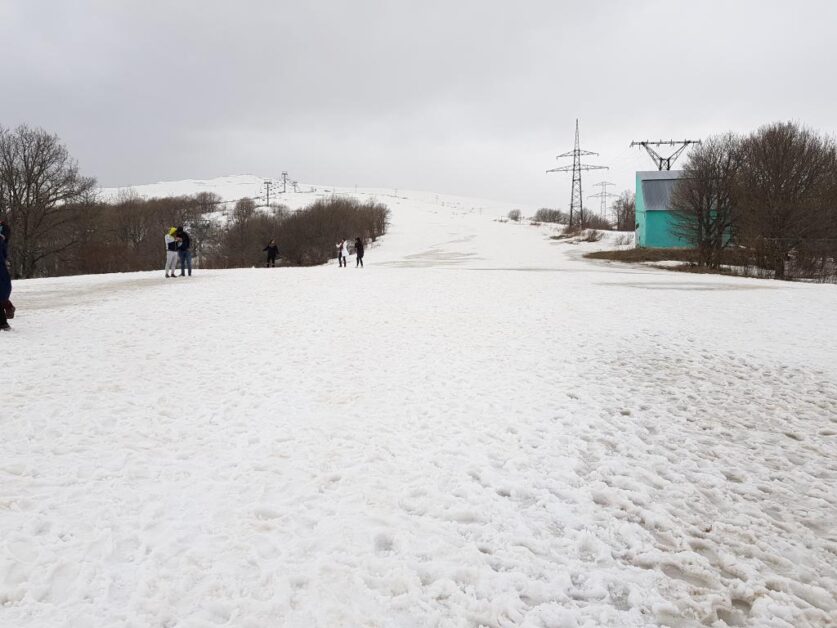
(1, 0), (835, 209)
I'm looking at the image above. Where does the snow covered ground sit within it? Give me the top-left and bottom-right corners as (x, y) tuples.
(2, 179), (836, 627)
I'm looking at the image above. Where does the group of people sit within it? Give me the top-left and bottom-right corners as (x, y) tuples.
(336, 238), (365, 268)
(260, 237), (366, 268)
(164, 226), (192, 278)
(1, 221), (371, 333)
(1, 219), (13, 331)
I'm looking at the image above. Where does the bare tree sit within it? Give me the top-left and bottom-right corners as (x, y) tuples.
(736, 122), (837, 279)
(0, 125), (96, 277)
(232, 197), (256, 223)
(194, 191), (222, 214)
(109, 189), (150, 249)
(670, 134), (741, 269)
(612, 191), (636, 232)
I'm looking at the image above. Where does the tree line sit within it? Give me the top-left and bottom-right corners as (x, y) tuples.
(532, 199), (636, 233)
(0, 124), (388, 278)
(671, 122), (837, 280)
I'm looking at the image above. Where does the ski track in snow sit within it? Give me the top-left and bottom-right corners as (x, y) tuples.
(2, 181), (837, 627)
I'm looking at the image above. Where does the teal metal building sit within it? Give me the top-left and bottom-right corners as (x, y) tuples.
(635, 170), (691, 248)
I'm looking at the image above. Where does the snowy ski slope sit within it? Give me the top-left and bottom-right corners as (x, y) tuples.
(2, 177), (836, 627)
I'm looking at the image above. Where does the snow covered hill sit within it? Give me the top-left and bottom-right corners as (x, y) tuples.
(3, 179), (836, 627)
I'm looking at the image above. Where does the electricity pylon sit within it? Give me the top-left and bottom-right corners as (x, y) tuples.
(630, 140), (701, 170)
(547, 119), (608, 227)
(588, 181), (618, 219)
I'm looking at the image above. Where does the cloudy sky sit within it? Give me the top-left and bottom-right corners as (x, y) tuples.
(1, 0), (835, 209)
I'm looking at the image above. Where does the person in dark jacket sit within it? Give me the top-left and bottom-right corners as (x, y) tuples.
(354, 237), (364, 268)
(0, 232), (12, 331)
(0, 220), (10, 244)
(263, 239), (279, 267)
(176, 227), (192, 277)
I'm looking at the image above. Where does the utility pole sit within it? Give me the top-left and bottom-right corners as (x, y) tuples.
(588, 181), (618, 218)
(547, 119), (607, 228)
(630, 139), (701, 170)
(264, 180), (272, 208)
(281, 171), (288, 193)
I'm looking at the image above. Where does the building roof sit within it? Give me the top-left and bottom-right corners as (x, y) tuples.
(638, 170), (683, 212)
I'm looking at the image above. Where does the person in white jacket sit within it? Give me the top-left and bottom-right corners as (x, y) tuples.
(340, 239), (349, 268)
(164, 227), (179, 277)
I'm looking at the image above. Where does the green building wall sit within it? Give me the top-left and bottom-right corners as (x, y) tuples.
(635, 171), (692, 249)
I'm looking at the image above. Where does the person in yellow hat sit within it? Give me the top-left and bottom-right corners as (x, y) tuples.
(164, 227), (179, 277)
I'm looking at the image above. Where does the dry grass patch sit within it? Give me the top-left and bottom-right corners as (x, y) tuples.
(585, 248), (696, 263)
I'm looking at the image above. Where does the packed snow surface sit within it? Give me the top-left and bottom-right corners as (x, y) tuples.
(3, 178), (836, 627)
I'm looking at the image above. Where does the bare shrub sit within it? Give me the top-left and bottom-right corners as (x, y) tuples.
(264, 197), (389, 266)
(534, 208), (569, 224)
(213, 202), (282, 267)
(561, 224), (582, 237)
(70, 194), (219, 275)
(583, 213), (614, 231)
(551, 224), (604, 243)
(507, 209), (522, 222)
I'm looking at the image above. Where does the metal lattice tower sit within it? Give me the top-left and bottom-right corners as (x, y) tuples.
(547, 119), (607, 227)
(263, 180), (272, 207)
(588, 181), (618, 218)
(630, 139), (701, 170)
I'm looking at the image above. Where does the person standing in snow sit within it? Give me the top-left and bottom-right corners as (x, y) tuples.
(176, 226), (192, 277)
(164, 227), (179, 278)
(0, 230), (12, 331)
(336, 241), (345, 267)
(264, 239), (279, 267)
(340, 239), (349, 268)
(0, 219), (10, 244)
(354, 237), (364, 268)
